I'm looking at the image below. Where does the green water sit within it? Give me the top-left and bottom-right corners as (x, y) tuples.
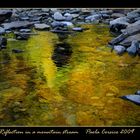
(0, 24), (140, 126)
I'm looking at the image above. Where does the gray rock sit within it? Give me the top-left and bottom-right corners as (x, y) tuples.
(121, 95), (140, 105)
(126, 40), (139, 56)
(34, 23), (50, 30)
(110, 17), (130, 26)
(60, 21), (73, 27)
(64, 13), (73, 21)
(119, 33), (140, 46)
(85, 14), (102, 21)
(109, 33), (128, 45)
(51, 21), (64, 28)
(0, 27), (5, 34)
(53, 12), (65, 21)
(2, 21), (32, 30)
(19, 29), (31, 32)
(127, 10), (140, 19)
(114, 45), (126, 55)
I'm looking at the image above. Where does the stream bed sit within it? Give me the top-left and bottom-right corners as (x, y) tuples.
(0, 24), (140, 126)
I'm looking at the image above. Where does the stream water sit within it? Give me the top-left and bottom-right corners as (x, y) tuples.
(0, 24), (140, 126)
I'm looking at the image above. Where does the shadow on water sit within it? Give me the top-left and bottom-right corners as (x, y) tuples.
(52, 33), (72, 67)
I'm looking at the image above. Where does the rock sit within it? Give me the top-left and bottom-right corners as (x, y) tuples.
(121, 95), (140, 105)
(126, 40), (139, 56)
(2, 21), (32, 30)
(127, 10), (140, 20)
(71, 14), (79, 18)
(12, 49), (24, 53)
(53, 12), (65, 21)
(109, 33), (128, 45)
(111, 13), (126, 18)
(135, 90), (140, 95)
(14, 32), (30, 40)
(114, 45), (126, 55)
(60, 21), (73, 27)
(119, 33), (140, 47)
(20, 16), (30, 21)
(19, 29), (31, 32)
(51, 21), (65, 28)
(122, 24), (140, 36)
(0, 27), (5, 34)
(110, 17), (130, 26)
(0, 37), (7, 49)
(85, 14), (102, 21)
(72, 27), (83, 32)
(64, 13), (73, 21)
(0, 10), (13, 22)
(34, 23), (50, 30)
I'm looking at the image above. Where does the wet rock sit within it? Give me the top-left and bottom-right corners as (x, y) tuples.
(0, 27), (5, 34)
(119, 33), (140, 47)
(109, 33), (128, 45)
(121, 95), (140, 105)
(85, 14), (102, 21)
(34, 23), (50, 30)
(12, 49), (24, 53)
(53, 11), (65, 21)
(2, 21), (32, 30)
(126, 40), (139, 56)
(114, 45), (126, 55)
(0, 10), (13, 22)
(0, 37), (7, 50)
(19, 16), (30, 21)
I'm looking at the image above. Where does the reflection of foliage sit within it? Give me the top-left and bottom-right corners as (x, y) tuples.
(1, 25), (140, 126)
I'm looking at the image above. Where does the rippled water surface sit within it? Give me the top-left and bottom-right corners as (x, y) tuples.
(0, 24), (140, 126)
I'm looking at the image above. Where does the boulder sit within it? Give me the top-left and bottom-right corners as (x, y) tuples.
(109, 33), (128, 45)
(60, 21), (73, 27)
(64, 13), (73, 21)
(121, 95), (140, 105)
(114, 45), (126, 55)
(126, 40), (139, 56)
(119, 33), (140, 46)
(12, 49), (24, 53)
(53, 12), (65, 21)
(111, 13), (126, 18)
(34, 23), (50, 30)
(85, 14), (102, 21)
(0, 10), (13, 22)
(2, 21), (32, 30)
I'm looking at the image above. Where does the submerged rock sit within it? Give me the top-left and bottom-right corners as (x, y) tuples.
(12, 49), (24, 53)
(0, 36), (7, 50)
(121, 95), (140, 105)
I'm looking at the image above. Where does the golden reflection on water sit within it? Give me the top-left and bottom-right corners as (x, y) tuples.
(0, 24), (140, 126)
